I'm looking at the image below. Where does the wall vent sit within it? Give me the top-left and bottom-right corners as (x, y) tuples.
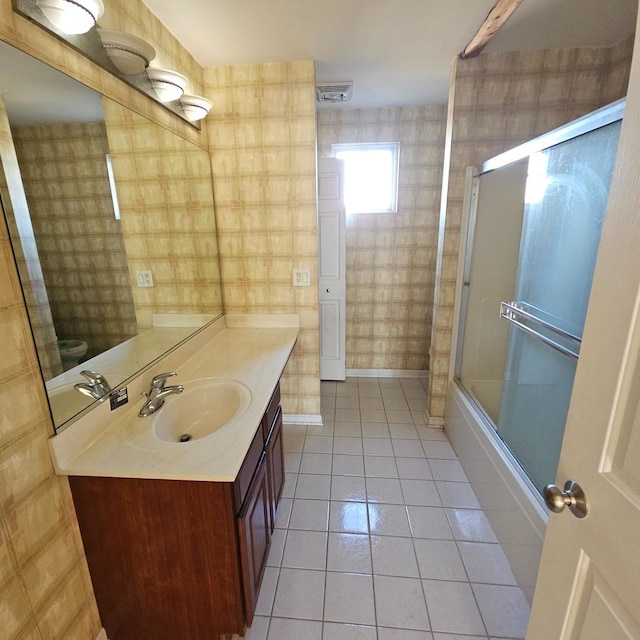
(316, 81), (353, 103)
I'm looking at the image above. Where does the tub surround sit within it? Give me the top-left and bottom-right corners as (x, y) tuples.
(48, 314), (298, 482)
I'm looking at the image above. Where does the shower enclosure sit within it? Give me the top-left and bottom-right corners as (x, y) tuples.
(456, 101), (623, 495)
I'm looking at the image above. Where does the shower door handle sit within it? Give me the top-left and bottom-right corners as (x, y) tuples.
(543, 480), (589, 518)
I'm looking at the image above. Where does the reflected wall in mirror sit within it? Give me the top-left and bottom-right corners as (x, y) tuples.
(0, 41), (223, 432)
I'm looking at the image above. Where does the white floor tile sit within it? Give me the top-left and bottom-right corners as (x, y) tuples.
(400, 479), (442, 507)
(406, 506), (453, 540)
(331, 476), (367, 502)
(386, 410), (414, 424)
(436, 482), (481, 509)
(364, 455), (399, 478)
(422, 580), (486, 636)
(267, 617), (323, 640)
(272, 568), (325, 619)
(361, 422), (391, 438)
(335, 422), (363, 437)
(428, 460), (467, 482)
(368, 503), (411, 537)
(472, 583), (530, 639)
(255, 566), (279, 615)
(282, 530), (328, 570)
(366, 477), (405, 504)
(392, 440), (427, 458)
(295, 474), (332, 500)
(363, 438), (394, 456)
(371, 535), (419, 577)
(244, 615), (269, 640)
(327, 533), (372, 573)
(445, 509), (497, 543)
(422, 441), (458, 460)
(275, 498), (293, 529)
(413, 539), (467, 581)
(288, 499), (330, 531)
(330, 501), (369, 533)
(334, 437), (364, 455)
(389, 424), (420, 439)
(267, 528), (286, 566)
(300, 452), (333, 474)
(258, 398), (529, 639)
(396, 458), (433, 480)
(378, 629), (433, 640)
(322, 622), (377, 639)
(458, 542), (518, 585)
(374, 575), (430, 630)
(333, 454), (365, 476)
(304, 435), (334, 454)
(324, 572), (376, 625)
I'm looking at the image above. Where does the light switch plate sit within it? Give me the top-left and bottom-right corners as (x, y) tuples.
(293, 268), (310, 286)
(136, 270), (154, 287)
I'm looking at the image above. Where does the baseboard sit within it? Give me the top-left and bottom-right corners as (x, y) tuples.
(345, 369), (429, 378)
(424, 408), (445, 428)
(283, 414), (323, 425)
(96, 629), (108, 640)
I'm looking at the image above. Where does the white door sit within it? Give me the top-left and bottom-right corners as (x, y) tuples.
(318, 157), (346, 381)
(526, 23), (640, 640)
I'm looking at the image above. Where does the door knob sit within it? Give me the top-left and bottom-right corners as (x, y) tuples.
(326, 288), (330, 293)
(543, 480), (589, 518)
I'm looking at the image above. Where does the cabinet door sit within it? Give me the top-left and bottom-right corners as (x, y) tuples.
(237, 453), (270, 626)
(266, 407), (284, 532)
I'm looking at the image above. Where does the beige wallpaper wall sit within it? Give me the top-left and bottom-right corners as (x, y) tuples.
(103, 99), (223, 329)
(428, 37), (634, 418)
(0, 100), (62, 382)
(204, 61), (320, 415)
(12, 122), (137, 360)
(0, 0), (213, 636)
(317, 106), (447, 371)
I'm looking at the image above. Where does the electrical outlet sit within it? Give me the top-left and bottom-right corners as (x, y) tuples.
(136, 270), (154, 287)
(293, 268), (310, 287)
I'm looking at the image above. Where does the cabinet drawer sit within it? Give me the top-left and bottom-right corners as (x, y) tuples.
(262, 383), (280, 442)
(233, 425), (264, 511)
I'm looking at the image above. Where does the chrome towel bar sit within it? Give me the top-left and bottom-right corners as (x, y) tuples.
(500, 301), (580, 360)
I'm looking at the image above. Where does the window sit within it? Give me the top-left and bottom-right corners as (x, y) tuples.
(332, 142), (399, 215)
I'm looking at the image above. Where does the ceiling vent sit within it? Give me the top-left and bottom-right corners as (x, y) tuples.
(316, 81), (353, 104)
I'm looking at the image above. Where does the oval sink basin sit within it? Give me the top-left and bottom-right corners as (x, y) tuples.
(152, 378), (252, 443)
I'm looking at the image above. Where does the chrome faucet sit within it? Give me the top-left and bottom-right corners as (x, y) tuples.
(139, 372), (184, 417)
(74, 370), (112, 400)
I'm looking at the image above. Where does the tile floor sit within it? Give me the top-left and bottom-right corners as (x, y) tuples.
(241, 377), (530, 640)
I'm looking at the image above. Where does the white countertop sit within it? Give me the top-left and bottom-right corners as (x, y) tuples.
(48, 314), (299, 482)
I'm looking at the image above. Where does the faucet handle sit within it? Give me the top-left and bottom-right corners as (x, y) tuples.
(150, 372), (178, 389)
(80, 370), (106, 384)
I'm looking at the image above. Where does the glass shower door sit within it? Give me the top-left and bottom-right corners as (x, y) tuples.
(497, 121), (622, 492)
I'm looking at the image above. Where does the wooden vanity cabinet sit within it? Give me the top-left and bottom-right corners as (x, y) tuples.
(69, 382), (284, 640)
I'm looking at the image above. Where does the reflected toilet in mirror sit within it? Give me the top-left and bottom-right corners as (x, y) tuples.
(0, 41), (223, 431)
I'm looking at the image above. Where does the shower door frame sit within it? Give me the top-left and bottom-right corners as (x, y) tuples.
(451, 98), (626, 500)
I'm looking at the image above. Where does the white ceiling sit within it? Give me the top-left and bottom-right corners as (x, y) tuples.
(143, 0), (638, 109)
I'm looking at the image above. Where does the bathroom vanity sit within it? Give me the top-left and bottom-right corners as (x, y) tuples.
(49, 315), (298, 640)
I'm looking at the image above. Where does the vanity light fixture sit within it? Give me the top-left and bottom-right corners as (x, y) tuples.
(179, 94), (212, 122)
(147, 68), (189, 102)
(97, 28), (156, 75)
(35, 0), (104, 35)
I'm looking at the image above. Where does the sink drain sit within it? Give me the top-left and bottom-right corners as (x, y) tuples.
(179, 433), (192, 443)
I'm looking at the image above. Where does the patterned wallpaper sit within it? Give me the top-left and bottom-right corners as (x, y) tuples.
(0, 100), (62, 382)
(428, 36), (634, 419)
(12, 122), (137, 360)
(317, 105), (447, 372)
(204, 61), (320, 415)
(103, 98), (223, 330)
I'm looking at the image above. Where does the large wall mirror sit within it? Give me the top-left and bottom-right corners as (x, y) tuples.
(0, 41), (223, 433)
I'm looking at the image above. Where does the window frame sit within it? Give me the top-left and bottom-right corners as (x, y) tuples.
(331, 141), (400, 215)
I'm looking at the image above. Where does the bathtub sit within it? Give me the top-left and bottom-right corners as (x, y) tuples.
(445, 379), (547, 603)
